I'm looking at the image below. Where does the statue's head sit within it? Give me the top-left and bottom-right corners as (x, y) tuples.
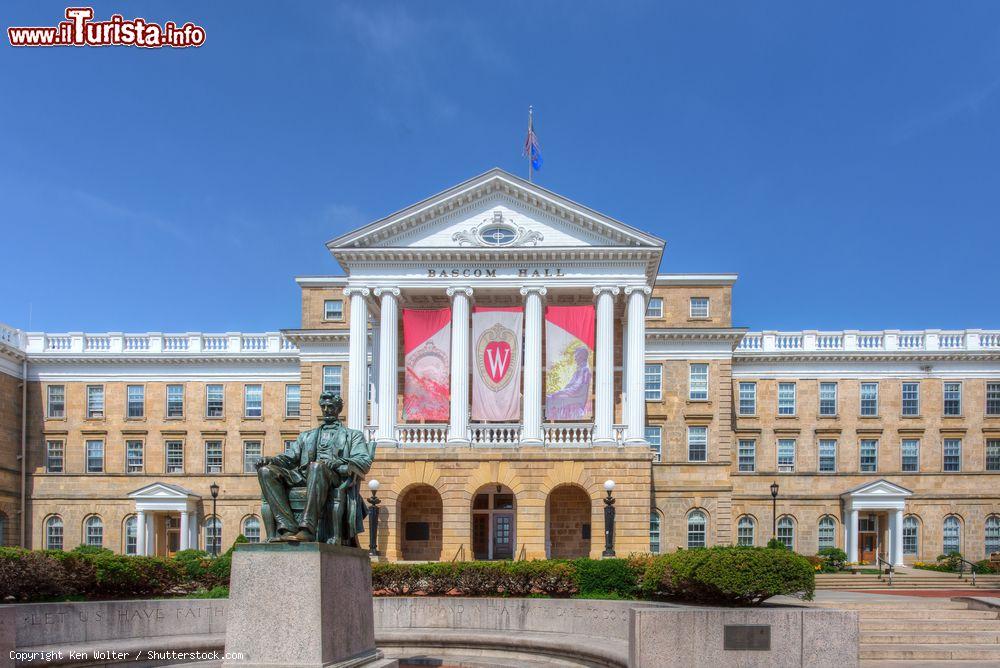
(319, 392), (343, 422)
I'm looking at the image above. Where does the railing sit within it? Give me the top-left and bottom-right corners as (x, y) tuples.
(876, 554), (894, 587)
(955, 556), (979, 587)
(396, 424), (448, 447)
(469, 423), (522, 446)
(736, 329), (1000, 354)
(26, 332), (298, 355)
(543, 423), (594, 447)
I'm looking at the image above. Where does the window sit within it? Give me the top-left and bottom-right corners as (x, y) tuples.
(47, 385), (65, 418)
(644, 364), (662, 401)
(818, 516), (836, 550)
(166, 384), (184, 418)
(243, 516), (261, 543)
(902, 516), (918, 555)
(738, 439), (756, 472)
(166, 440), (184, 473)
(777, 516), (795, 550)
(86, 385), (104, 418)
(737, 516), (755, 547)
(46, 516), (63, 550)
(986, 516), (1000, 557)
(205, 441), (223, 474)
(285, 385), (301, 418)
(819, 382), (838, 416)
(244, 384), (263, 418)
(943, 382), (962, 416)
(778, 383), (796, 415)
(902, 382), (920, 416)
(818, 439), (837, 473)
(689, 297), (709, 318)
(689, 363), (709, 400)
(687, 426), (708, 462)
(206, 384), (224, 417)
(988, 440), (1000, 472)
(124, 516), (138, 555)
(46, 440), (64, 473)
(860, 382), (879, 416)
(943, 438), (962, 472)
(988, 383), (1000, 416)
(738, 382), (756, 415)
(777, 439), (796, 472)
(126, 385), (144, 418)
(126, 440), (144, 473)
(860, 439), (878, 472)
(646, 297), (663, 318)
(687, 510), (706, 548)
(645, 426), (662, 463)
(86, 440), (104, 473)
(243, 441), (262, 473)
(649, 512), (661, 554)
(322, 366), (342, 395)
(901, 439), (920, 472)
(204, 518), (222, 554)
(942, 516), (961, 555)
(85, 516), (103, 548)
(324, 299), (344, 320)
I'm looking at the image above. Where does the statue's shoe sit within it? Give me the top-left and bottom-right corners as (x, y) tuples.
(287, 529), (315, 543)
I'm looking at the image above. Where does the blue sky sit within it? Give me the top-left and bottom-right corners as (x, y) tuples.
(2, 1), (999, 333)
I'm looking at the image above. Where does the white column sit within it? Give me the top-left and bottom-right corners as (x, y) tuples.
(893, 508), (905, 566)
(374, 288), (400, 445)
(136, 510), (147, 556)
(593, 286), (620, 445)
(179, 510), (190, 551)
(848, 508), (859, 563)
(145, 513), (156, 557)
(520, 286), (547, 445)
(369, 314), (381, 429)
(343, 287), (370, 430)
(189, 513), (199, 550)
(623, 286), (651, 445)
(447, 287), (473, 444)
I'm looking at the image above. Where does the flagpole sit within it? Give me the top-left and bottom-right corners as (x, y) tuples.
(527, 105), (533, 183)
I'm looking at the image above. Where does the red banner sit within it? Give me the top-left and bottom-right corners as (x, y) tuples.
(403, 308), (451, 421)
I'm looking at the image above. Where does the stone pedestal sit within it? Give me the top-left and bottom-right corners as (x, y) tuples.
(224, 542), (383, 668)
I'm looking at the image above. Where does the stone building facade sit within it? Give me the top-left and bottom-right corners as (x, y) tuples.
(1, 168), (998, 565)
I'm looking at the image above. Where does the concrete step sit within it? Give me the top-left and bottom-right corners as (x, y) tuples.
(860, 643), (1000, 661)
(816, 600), (973, 610)
(863, 618), (1000, 630)
(858, 609), (1000, 620)
(863, 661), (1000, 667)
(862, 630), (1000, 644)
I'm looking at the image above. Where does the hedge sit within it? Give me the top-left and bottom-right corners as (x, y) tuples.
(3, 544), (814, 607)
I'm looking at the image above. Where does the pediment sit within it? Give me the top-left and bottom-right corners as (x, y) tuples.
(128, 482), (199, 500)
(328, 168), (664, 253)
(841, 479), (912, 498)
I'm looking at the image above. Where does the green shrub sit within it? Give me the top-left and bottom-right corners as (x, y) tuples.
(817, 547), (848, 572)
(572, 558), (642, 598)
(766, 538), (786, 550)
(640, 546), (814, 605)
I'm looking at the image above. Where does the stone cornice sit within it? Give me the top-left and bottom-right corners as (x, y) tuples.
(646, 328), (748, 343)
(25, 354), (298, 365)
(280, 329), (351, 344)
(734, 351), (1000, 364)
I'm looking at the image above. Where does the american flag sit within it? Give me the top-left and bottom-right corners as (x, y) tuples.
(523, 107), (542, 175)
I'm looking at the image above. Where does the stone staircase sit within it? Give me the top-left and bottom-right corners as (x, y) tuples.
(814, 597), (1000, 666)
(816, 567), (1000, 590)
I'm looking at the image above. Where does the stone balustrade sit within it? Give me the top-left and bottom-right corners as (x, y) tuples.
(20, 331), (297, 355)
(737, 329), (1000, 354)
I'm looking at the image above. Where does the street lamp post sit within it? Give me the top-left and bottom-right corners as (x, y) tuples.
(602, 479), (616, 558)
(209, 482), (220, 557)
(770, 482), (779, 541)
(367, 479), (381, 558)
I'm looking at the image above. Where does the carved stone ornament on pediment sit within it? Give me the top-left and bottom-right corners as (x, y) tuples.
(451, 209), (544, 248)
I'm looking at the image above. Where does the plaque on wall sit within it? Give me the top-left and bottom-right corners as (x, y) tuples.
(405, 522), (431, 541)
(723, 625), (770, 651)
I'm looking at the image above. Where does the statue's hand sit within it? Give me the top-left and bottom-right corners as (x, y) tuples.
(336, 464), (349, 476)
(255, 457), (272, 469)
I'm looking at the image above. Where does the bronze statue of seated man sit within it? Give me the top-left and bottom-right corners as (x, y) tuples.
(255, 392), (373, 544)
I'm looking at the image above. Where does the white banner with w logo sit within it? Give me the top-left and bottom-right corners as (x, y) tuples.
(471, 306), (523, 421)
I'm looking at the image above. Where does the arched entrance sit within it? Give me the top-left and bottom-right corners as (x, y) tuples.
(471, 484), (516, 560)
(397, 484), (443, 561)
(546, 484), (592, 558)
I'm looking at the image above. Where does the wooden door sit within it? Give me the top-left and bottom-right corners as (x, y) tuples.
(860, 533), (877, 563)
(492, 513), (514, 560)
(472, 514), (489, 560)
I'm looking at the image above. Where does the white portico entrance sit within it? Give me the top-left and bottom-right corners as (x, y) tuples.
(128, 482), (200, 556)
(842, 479), (912, 566)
